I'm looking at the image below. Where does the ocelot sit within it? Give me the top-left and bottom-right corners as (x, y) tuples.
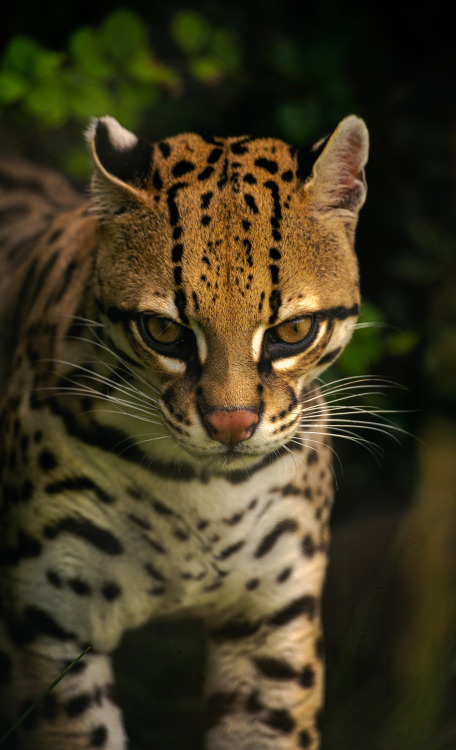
(0, 115), (368, 749)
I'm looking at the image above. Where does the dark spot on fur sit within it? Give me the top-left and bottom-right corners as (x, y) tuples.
(205, 692), (236, 730)
(262, 708), (296, 734)
(101, 582), (122, 601)
(298, 729), (312, 747)
(90, 725), (108, 746)
(299, 664), (316, 688)
(38, 449), (58, 471)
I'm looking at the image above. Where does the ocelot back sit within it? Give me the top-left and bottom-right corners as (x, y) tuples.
(0, 115), (368, 749)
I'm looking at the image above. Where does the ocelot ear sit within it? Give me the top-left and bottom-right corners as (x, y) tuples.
(300, 115), (369, 217)
(86, 116), (154, 216)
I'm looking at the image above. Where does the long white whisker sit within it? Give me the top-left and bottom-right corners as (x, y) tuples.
(39, 358), (160, 412)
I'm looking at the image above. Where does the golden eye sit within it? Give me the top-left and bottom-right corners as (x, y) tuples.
(141, 316), (185, 344)
(273, 316), (313, 344)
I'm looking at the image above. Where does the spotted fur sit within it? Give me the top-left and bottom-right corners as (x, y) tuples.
(0, 115), (368, 749)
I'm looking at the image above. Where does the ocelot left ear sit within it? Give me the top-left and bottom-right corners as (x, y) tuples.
(302, 115), (369, 217)
(87, 116), (153, 217)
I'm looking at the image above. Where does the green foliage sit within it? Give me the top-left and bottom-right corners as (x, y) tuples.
(337, 301), (418, 377)
(171, 10), (240, 82)
(0, 9), (181, 138)
(0, 9), (240, 174)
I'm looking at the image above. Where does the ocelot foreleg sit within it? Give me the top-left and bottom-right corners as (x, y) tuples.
(204, 596), (325, 750)
(0, 620), (127, 750)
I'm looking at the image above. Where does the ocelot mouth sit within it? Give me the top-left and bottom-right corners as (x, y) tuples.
(184, 441), (268, 471)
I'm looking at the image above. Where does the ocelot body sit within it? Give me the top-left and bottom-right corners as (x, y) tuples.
(0, 115), (368, 749)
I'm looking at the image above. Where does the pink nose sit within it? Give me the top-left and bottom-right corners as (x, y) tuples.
(204, 409), (259, 444)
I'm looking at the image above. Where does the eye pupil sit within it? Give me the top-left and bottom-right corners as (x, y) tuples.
(142, 316), (184, 344)
(274, 316), (313, 344)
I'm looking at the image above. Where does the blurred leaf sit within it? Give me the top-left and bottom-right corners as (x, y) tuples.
(1, 36), (42, 76)
(68, 81), (113, 120)
(127, 50), (181, 89)
(69, 27), (112, 78)
(24, 81), (68, 125)
(210, 29), (241, 71)
(388, 330), (419, 356)
(170, 10), (210, 54)
(63, 144), (92, 179)
(0, 71), (27, 104)
(111, 82), (159, 129)
(190, 56), (224, 84)
(336, 301), (387, 376)
(101, 9), (147, 62)
(276, 100), (323, 144)
(269, 36), (307, 84)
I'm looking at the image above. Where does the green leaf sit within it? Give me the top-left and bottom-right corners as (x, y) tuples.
(190, 56), (224, 84)
(276, 100), (323, 144)
(63, 145), (92, 179)
(1, 36), (42, 75)
(32, 49), (63, 79)
(69, 27), (112, 78)
(0, 70), (27, 104)
(170, 10), (210, 54)
(127, 49), (180, 88)
(68, 81), (113, 120)
(101, 10), (147, 62)
(210, 29), (241, 71)
(335, 301), (387, 376)
(24, 81), (69, 125)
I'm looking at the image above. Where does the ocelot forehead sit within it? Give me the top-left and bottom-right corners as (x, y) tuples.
(147, 134), (329, 325)
(152, 132), (298, 189)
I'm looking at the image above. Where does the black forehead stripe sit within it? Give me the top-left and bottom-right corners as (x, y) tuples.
(264, 180), (282, 221)
(208, 147), (224, 164)
(268, 289), (282, 325)
(166, 182), (187, 226)
(230, 137), (255, 155)
(158, 141), (170, 158)
(172, 160), (195, 178)
(174, 289), (188, 324)
(254, 157), (278, 174)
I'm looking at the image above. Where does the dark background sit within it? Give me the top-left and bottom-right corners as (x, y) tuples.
(1, 2), (455, 748)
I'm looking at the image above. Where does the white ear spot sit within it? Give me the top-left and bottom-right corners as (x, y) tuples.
(87, 116), (139, 151)
(100, 116), (139, 151)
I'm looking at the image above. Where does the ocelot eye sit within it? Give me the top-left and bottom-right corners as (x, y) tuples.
(141, 316), (185, 344)
(263, 315), (317, 360)
(137, 314), (194, 359)
(272, 316), (313, 344)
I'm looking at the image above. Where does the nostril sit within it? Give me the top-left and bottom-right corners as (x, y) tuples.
(204, 409), (259, 444)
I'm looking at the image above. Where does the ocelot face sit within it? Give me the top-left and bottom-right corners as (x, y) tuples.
(89, 116), (367, 471)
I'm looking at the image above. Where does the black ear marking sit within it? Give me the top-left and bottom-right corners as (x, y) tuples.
(295, 136), (329, 182)
(94, 118), (154, 188)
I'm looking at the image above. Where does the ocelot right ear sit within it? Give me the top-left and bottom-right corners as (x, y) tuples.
(301, 115), (369, 218)
(87, 116), (154, 217)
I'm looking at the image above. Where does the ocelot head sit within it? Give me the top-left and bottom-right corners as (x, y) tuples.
(87, 115), (368, 471)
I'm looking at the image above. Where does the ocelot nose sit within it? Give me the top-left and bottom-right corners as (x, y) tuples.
(203, 409), (259, 444)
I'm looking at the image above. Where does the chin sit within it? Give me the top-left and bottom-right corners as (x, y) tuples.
(186, 445), (268, 474)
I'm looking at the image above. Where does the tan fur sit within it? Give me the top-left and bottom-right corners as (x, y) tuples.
(0, 116), (368, 749)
